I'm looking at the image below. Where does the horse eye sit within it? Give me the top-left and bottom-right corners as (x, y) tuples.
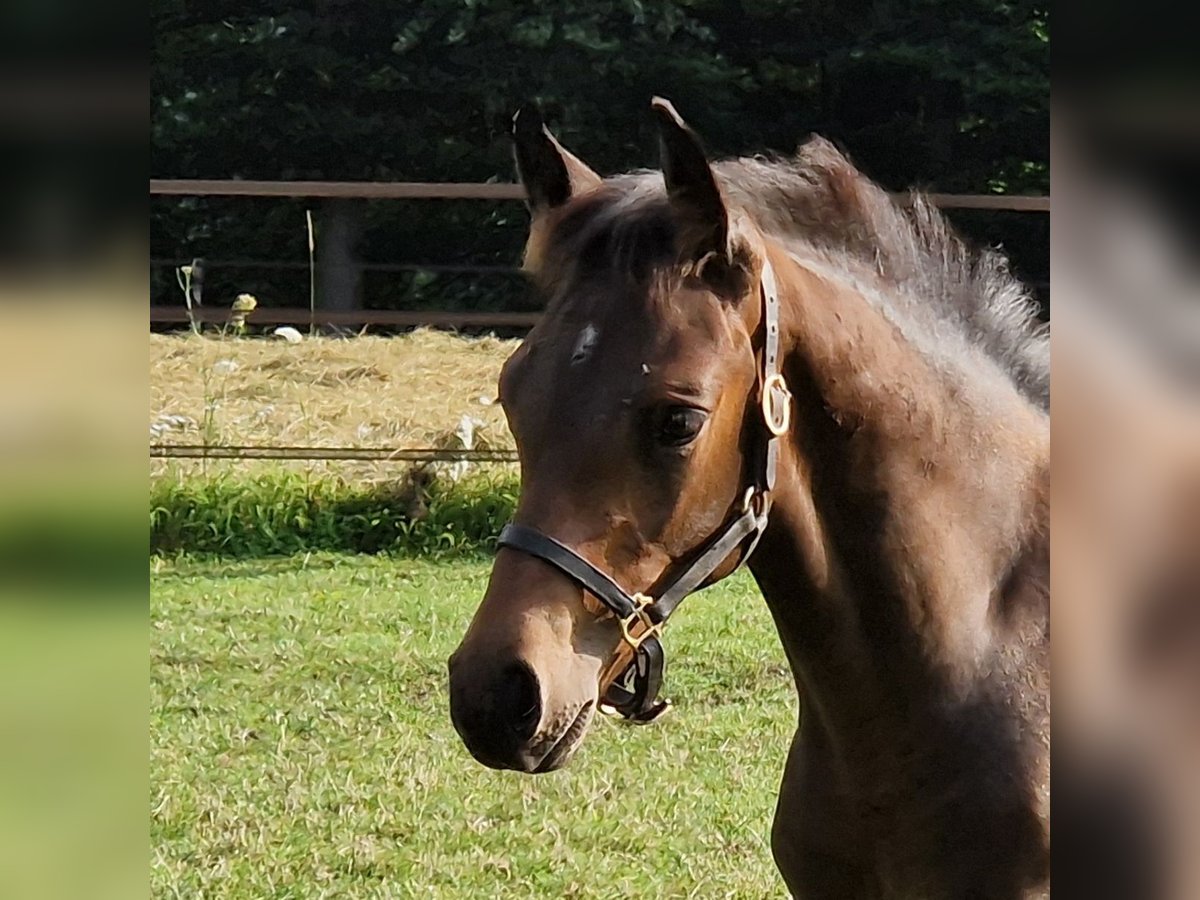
(655, 406), (707, 447)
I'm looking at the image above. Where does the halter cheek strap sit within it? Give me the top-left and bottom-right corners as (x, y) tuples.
(497, 258), (789, 722)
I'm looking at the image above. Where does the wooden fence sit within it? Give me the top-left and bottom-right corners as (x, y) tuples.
(151, 179), (1049, 463)
(150, 179), (1049, 329)
(151, 178), (1050, 210)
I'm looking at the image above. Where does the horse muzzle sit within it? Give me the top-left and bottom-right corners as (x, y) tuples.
(447, 648), (597, 773)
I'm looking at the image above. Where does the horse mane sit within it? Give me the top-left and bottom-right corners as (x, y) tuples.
(548, 136), (1049, 410)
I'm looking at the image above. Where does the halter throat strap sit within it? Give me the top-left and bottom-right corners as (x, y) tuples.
(497, 258), (788, 721)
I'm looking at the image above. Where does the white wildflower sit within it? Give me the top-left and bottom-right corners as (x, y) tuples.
(456, 416), (474, 451)
(445, 415), (487, 482)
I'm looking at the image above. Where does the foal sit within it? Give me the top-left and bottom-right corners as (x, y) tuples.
(449, 99), (1050, 898)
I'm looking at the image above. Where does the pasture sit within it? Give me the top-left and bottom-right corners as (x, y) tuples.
(150, 555), (795, 898)
(150, 332), (797, 896)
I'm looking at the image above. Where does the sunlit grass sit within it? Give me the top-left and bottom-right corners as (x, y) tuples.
(150, 555), (794, 898)
(150, 468), (519, 557)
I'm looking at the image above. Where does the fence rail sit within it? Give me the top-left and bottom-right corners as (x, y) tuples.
(151, 444), (519, 462)
(149, 305), (540, 328)
(150, 179), (1050, 211)
(150, 258), (518, 274)
(151, 179), (1049, 329)
(152, 180), (1049, 463)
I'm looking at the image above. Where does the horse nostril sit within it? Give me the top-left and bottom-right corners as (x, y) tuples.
(498, 661), (541, 740)
(514, 702), (539, 736)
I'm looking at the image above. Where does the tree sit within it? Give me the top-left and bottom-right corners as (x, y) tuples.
(152, 1), (1048, 315)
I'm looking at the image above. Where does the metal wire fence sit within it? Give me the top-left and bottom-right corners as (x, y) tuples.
(151, 444), (518, 463)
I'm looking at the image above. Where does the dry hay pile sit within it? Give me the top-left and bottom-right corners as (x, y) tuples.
(150, 330), (520, 479)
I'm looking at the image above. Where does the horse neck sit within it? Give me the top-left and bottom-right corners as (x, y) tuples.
(747, 248), (1049, 724)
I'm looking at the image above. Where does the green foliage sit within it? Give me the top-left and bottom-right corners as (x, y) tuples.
(151, 1), (1050, 309)
(150, 468), (520, 557)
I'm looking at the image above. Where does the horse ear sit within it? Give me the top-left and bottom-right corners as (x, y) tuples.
(651, 97), (736, 274)
(512, 105), (602, 214)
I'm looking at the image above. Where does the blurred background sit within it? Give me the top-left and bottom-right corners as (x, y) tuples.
(1055, 3), (1199, 896)
(0, 0), (142, 897)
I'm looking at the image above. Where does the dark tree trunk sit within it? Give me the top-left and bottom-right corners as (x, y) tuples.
(316, 199), (362, 318)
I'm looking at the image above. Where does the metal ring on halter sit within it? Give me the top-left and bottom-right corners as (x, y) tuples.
(617, 593), (662, 651)
(761, 373), (792, 436)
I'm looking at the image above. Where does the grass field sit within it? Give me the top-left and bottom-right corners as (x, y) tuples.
(151, 554), (796, 899)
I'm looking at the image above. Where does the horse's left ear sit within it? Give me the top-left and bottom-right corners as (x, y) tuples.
(651, 97), (752, 296)
(512, 105), (602, 214)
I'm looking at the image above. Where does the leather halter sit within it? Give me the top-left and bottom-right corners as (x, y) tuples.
(497, 259), (790, 722)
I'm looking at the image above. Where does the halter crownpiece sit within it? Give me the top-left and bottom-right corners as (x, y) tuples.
(496, 258), (788, 721)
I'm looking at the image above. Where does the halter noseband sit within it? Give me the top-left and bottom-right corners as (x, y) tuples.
(497, 259), (789, 722)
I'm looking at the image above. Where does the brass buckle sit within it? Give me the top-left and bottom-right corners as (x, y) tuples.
(761, 372), (792, 436)
(618, 593), (661, 651)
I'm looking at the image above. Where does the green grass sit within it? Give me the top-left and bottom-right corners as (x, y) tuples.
(151, 554), (796, 898)
(151, 469), (520, 557)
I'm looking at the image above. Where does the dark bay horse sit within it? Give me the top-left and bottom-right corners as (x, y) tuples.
(449, 98), (1050, 898)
